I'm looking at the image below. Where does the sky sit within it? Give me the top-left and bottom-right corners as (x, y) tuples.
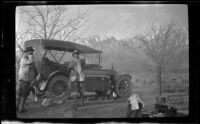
(16, 4), (188, 40)
(83, 4), (188, 39)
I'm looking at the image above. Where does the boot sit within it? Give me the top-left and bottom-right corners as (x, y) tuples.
(80, 93), (84, 107)
(18, 97), (27, 113)
(80, 96), (84, 107)
(77, 94), (81, 107)
(74, 94), (79, 107)
(16, 96), (20, 112)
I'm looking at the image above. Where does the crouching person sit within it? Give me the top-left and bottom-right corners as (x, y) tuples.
(127, 93), (145, 118)
(16, 47), (36, 113)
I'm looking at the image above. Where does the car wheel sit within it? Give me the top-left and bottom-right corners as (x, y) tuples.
(47, 75), (71, 101)
(115, 75), (132, 98)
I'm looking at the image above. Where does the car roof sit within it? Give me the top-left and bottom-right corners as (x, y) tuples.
(24, 39), (102, 54)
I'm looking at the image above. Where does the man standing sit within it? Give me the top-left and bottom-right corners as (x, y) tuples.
(16, 47), (36, 113)
(68, 50), (85, 107)
(127, 93), (145, 117)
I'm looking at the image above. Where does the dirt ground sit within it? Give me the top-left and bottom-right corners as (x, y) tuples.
(17, 85), (189, 118)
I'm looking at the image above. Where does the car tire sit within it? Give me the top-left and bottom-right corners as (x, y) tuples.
(47, 74), (71, 101)
(115, 75), (132, 98)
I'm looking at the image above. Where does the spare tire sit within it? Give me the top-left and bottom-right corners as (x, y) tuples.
(47, 74), (71, 101)
(115, 75), (132, 98)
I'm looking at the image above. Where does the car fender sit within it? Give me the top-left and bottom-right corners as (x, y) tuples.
(119, 74), (132, 80)
(44, 70), (69, 90)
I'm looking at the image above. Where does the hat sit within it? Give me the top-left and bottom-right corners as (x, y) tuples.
(24, 47), (35, 52)
(72, 50), (79, 56)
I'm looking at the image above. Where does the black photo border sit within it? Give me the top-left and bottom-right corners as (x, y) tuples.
(1, 1), (199, 123)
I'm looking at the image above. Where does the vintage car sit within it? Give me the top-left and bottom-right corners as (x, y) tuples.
(24, 39), (132, 101)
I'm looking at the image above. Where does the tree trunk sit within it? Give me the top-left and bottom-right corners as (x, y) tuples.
(162, 67), (166, 93)
(157, 65), (162, 96)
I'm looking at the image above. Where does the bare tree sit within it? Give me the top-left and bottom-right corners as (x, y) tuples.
(16, 5), (89, 64)
(135, 21), (188, 96)
(15, 5), (89, 81)
(18, 5), (88, 41)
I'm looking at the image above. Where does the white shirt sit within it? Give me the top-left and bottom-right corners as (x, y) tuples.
(128, 94), (144, 110)
(18, 54), (35, 81)
(72, 58), (85, 81)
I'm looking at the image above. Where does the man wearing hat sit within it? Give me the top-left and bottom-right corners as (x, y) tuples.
(16, 46), (36, 112)
(68, 50), (85, 107)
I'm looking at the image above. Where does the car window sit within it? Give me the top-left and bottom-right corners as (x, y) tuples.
(45, 50), (58, 62)
(61, 53), (84, 64)
(44, 50), (73, 64)
(60, 52), (74, 64)
(44, 50), (87, 64)
(85, 54), (99, 65)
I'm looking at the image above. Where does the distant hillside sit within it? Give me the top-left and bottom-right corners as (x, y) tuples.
(74, 35), (188, 73)
(74, 36), (155, 72)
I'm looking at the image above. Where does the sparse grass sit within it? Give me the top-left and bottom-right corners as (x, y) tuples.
(18, 70), (189, 118)
(127, 71), (189, 114)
